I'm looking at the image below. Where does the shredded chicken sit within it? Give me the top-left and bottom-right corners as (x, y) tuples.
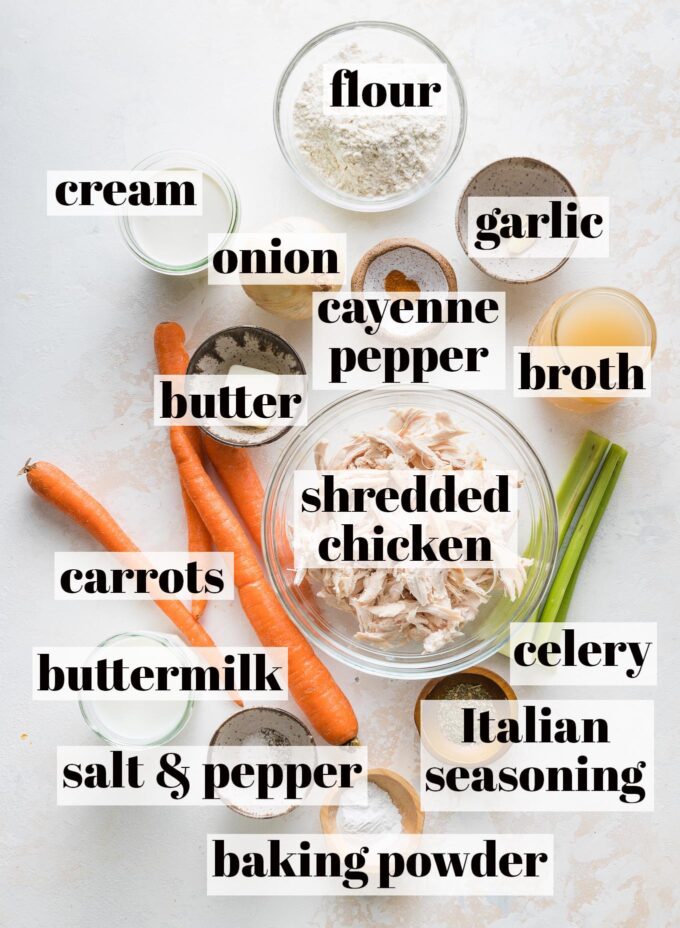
(295, 408), (532, 654)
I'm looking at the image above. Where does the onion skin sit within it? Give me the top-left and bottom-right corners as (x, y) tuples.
(242, 281), (340, 320)
(240, 217), (342, 320)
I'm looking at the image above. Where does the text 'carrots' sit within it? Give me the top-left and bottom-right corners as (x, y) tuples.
(22, 460), (216, 650)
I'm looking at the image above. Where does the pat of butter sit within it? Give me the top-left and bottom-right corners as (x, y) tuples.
(224, 364), (280, 429)
(506, 216), (536, 256)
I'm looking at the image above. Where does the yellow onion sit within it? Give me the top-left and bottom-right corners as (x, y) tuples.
(241, 217), (342, 320)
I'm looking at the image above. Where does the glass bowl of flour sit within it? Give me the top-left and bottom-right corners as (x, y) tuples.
(274, 22), (467, 212)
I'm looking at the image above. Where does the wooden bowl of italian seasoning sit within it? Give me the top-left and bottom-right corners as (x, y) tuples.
(414, 665), (517, 766)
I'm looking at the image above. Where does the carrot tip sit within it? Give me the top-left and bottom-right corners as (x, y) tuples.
(191, 602), (207, 621)
(18, 458), (33, 477)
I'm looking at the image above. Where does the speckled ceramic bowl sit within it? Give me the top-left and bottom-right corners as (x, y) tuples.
(186, 325), (306, 447)
(351, 237), (458, 292)
(455, 156), (578, 283)
(208, 707), (315, 819)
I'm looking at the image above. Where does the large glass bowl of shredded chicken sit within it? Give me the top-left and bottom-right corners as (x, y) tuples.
(263, 390), (558, 679)
(273, 22), (467, 211)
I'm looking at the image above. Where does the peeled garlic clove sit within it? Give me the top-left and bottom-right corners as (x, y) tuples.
(506, 216), (536, 255)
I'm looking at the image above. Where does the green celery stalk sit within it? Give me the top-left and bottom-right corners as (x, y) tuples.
(554, 431), (611, 547)
(553, 444), (627, 622)
(498, 430), (610, 658)
(538, 444), (627, 624)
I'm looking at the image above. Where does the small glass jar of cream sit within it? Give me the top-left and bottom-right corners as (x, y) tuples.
(79, 631), (194, 747)
(119, 150), (240, 275)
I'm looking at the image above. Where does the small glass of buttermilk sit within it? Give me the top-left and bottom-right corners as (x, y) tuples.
(119, 150), (240, 275)
(529, 287), (657, 411)
(79, 631), (194, 747)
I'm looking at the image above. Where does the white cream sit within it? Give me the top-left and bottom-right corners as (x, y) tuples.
(129, 171), (232, 267)
(83, 635), (190, 746)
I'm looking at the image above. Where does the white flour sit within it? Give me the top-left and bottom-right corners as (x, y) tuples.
(293, 45), (447, 198)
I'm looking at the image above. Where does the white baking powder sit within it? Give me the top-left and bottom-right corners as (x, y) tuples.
(293, 45), (447, 198)
(337, 781), (403, 833)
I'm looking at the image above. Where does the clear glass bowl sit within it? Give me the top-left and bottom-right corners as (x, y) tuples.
(273, 22), (467, 212)
(263, 390), (557, 679)
(79, 631), (194, 746)
(118, 149), (240, 275)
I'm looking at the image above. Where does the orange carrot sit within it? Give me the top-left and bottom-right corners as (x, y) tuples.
(202, 435), (265, 548)
(154, 321), (266, 549)
(180, 487), (210, 619)
(154, 322), (212, 620)
(22, 461), (215, 649)
(169, 424), (358, 745)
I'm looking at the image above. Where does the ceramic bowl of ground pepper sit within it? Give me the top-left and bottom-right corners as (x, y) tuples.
(414, 665), (518, 765)
(208, 707), (315, 819)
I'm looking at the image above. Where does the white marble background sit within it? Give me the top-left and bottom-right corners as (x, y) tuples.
(1, 0), (679, 925)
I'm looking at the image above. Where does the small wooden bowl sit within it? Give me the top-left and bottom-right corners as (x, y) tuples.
(351, 237), (457, 292)
(414, 665), (517, 766)
(320, 767), (424, 839)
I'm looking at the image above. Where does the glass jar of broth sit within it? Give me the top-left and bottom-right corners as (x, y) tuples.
(529, 287), (656, 410)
